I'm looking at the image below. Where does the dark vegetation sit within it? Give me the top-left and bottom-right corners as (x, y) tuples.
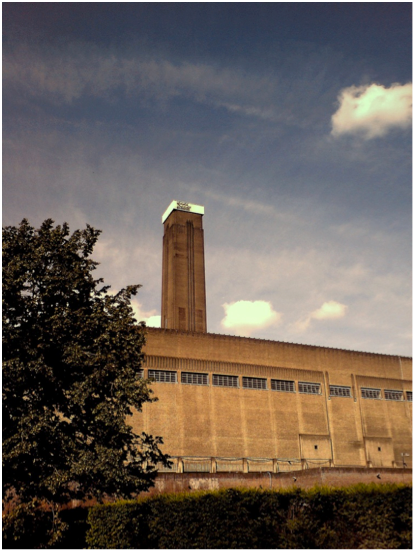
(3, 484), (411, 548)
(3, 219), (170, 546)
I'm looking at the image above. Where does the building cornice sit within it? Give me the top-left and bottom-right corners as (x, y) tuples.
(145, 327), (412, 360)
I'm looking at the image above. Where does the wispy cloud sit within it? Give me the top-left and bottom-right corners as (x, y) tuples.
(194, 187), (278, 217)
(331, 83), (412, 139)
(3, 41), (345, 131)
(3, 45), (278, 119)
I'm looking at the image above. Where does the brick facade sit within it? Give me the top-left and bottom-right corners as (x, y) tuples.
(129, 328), (412, 471)
(161, 207), (207, 332)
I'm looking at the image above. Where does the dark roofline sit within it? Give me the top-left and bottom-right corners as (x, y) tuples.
(146, 327), (412, 360)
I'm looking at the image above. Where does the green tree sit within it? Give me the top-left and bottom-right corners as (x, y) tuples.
(3, 218), (169, 545)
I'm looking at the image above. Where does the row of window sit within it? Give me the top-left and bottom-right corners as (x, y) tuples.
(143, 369), (412, 402)
(331, 385), (412, 401)
(147, 369), (319, 393)
(361, 387), (412, 402)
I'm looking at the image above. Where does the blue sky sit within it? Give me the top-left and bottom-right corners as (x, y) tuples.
(3, 3), (412, 356)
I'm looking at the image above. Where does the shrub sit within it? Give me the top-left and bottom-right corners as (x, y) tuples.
(2, 501), (89, 549)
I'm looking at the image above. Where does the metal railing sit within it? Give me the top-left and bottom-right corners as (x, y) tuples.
(156, 456), (335, 474)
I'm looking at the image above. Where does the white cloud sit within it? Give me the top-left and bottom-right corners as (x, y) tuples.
(311, 300), (348, 320)
(105, 289), (160, 327)
(145, 315), (161, 328)
(221, 300), (282, 337)
(331, 83), (412, 139)
(294, 300), (348, 331)
(130, 299), (160, 327)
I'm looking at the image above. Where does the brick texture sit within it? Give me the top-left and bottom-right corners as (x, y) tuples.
(128, 329), (412, 470)
(161, 210), (207, 332)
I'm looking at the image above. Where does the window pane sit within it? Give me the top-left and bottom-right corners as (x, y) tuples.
(330, 385), (352, 397)
(271, 379), (295, 393)
(212, 374), (239, 388)
(181, 372), (209, 386)
(242, 377), (267, 390)
(148, 369), (177, 383)
(298, 382), (321, 395)
(361, 387), (381, 399)
(384, 389), (403, 401)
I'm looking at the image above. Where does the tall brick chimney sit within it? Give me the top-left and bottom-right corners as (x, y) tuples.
(161, 201), (207, 332)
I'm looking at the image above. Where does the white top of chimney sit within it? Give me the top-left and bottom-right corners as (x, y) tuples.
(162, 200), (204, 223)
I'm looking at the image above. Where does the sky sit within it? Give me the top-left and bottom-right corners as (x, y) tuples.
(3, 2), (412, 356)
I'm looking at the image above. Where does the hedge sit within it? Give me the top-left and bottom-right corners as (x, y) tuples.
(86, 484), (412, 549)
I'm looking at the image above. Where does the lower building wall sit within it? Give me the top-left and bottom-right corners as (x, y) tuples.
(131, 362), (412, 469)
(146, 468), (412, 496)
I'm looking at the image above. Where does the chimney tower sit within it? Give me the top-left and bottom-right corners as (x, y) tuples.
(161, 201), (207, 332)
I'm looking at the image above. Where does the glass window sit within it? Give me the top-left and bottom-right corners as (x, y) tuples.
(361, 387), (381, 399)
(384, 389), (403, 401)
(271, 379), (295, 393)
(242, 376), (267, 390)
(330, 385), (352, 398)
(298, 382), (321, 395)
(148, 369), (177, 383)
(212, 374), (239, 388)
(181, 372), (209, 386)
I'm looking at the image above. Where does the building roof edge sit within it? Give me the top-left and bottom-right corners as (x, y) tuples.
(145, 327), (412, 360)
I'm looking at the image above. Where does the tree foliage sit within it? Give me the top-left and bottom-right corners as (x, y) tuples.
(3, 219), (169, 516)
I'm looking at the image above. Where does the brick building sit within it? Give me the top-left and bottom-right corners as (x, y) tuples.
(132, 201), (412, 475)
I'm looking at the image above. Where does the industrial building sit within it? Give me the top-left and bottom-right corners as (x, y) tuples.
(132, 201), (412, 475)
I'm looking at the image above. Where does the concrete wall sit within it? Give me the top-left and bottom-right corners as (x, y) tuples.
(145, 468), (412, 496)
